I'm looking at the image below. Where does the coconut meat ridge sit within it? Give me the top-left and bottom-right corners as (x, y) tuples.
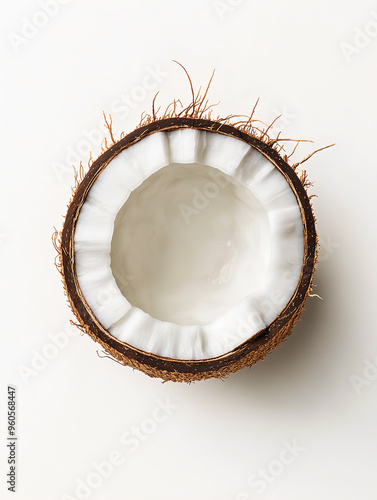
(74, 129), (304, 360)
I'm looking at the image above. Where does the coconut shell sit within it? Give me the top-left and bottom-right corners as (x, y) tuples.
(56, 117), (317, 382)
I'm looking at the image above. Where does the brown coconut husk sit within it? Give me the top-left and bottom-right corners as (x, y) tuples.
(53, 65), (332, 382)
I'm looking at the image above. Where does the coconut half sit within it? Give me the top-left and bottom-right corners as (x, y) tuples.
(55, 102), (320, 381)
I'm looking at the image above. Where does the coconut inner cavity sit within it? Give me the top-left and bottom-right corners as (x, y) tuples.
(111, 163), (271, 326)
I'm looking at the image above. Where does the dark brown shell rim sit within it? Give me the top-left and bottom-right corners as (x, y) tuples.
(60, 117), (316, 376)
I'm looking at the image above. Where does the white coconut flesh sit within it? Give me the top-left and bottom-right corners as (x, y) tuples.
(75, 129), (304, 360)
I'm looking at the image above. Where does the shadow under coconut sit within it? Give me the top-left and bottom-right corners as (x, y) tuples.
(221, 260), (343, 413)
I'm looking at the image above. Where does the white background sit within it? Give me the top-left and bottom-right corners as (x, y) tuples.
(1, 0), (377, 499)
